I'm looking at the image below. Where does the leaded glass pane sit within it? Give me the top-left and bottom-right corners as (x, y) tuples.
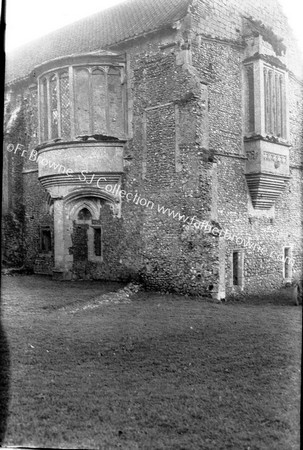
(39, 62), (126, 143)
(41, 77), (48, 141)
(264, 67), (285, 137)
(29, 86), (38, 146)
(108, 67), (123, 137)
(275, 73), (281, 137)
(92, 69), (107, 135)
(59, 72), (71, 139)
(50, 74), (59, 139)
(271, 70), (277, 135)
(265, 68), (270, 134)
(245, 65), (254, 133)
(74, 68), (90, 135)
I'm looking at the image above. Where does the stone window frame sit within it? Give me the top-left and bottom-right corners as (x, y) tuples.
(230, 249), (244, 290)
(39, 225), (52, 255)
(243, 60), (289, 141)
(36, 55), (127, 145)
(90, 225), (103, 262)
(283, 246), (292, 280)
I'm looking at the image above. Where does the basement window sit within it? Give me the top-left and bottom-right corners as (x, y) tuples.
(244, 64), (255, 133)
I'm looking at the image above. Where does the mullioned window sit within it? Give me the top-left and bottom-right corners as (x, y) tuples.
(38, 61), (126, 143)
(244, 61), (287, 139)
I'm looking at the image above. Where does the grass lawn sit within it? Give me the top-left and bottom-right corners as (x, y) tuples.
(0, 275), (301, 449)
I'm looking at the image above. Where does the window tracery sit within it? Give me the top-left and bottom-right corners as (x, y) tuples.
(38, 62), (126, 143)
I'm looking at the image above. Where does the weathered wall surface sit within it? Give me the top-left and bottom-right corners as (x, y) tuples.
(189, 0), (303, 78)
(22, 171), (54, 274)
(114, 31), (220, 295)
(189, 0), (303, 298)
(3, 0), (302, 299)
(2, 91), (26, 266)
(3, 84), (54, 273)
(70, 201), (140, 281)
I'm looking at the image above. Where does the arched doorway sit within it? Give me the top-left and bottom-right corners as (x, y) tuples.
(72, 206), (103, 267)
(52, 187), (120, 279)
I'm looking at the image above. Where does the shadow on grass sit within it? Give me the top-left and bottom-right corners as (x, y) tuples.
(225, 286), (303, 305)
(0, 307), (10, 445)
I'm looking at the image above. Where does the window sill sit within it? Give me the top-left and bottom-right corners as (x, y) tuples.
(244, 134), (290, 147)
(35, 136), (127, 152)
(88, 257), (103, 263)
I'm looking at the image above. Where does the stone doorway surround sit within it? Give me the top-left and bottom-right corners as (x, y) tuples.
(52, 187), (120, 280)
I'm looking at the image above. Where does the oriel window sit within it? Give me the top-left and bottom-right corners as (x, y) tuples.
(39, 62), (126, 143)
(244, 61), (287, 139)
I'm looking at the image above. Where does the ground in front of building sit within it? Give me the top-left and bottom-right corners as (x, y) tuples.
(0, 276), (301, 449)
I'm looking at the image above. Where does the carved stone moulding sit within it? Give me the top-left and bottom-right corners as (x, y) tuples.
(245, 138), (290, 177)
(245, 172), (290, 210)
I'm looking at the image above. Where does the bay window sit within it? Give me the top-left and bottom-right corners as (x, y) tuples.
(244, 59), (287, 140)
(37, 56), (126, 144)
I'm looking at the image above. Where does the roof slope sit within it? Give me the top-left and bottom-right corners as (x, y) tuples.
(6, 0), (191, 84)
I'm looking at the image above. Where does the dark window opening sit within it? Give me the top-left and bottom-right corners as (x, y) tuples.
(78, 208), (92, 221)
(40, 227), (52, 253)
(73, 224), (88, 261)
(94, 228), (102, 257)
(232, 251), (239, 285)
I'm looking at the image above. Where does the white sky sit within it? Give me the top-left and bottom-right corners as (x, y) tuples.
(4, 0), (303, 52)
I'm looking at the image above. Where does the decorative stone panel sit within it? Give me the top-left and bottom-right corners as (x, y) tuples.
(245, 138), (290, 176)
(37, 140), (125, 194)
(245, 138), (290, 209)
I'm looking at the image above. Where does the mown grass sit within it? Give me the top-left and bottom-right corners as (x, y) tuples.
(0, 275), (301, 449)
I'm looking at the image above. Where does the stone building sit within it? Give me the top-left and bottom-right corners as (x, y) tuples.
(3, 0), (303, 299)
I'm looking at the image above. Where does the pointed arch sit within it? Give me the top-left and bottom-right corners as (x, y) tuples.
(64, 187), (120, 220)
(69, 200), (99, 221)
(64, 187), (117, 206)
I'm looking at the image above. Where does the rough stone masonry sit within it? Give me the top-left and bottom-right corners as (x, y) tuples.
(3, 0), (303, 300)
